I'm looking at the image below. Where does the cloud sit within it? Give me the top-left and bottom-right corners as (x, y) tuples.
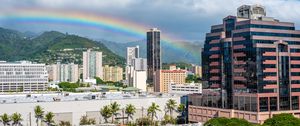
(0, 0), (299, 42)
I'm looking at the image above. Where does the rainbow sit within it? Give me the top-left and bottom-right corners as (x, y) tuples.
(0, 8), (200, 61)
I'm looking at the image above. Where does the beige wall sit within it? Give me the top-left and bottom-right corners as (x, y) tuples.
(189, 105), (300, 124)
(156, 70), (187, 93)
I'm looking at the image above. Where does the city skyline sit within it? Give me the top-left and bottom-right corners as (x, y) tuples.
(0, 0), (299, 43)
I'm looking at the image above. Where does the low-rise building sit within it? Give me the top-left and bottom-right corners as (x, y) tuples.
(0, 61), (48, 92)
(169, 82), (202, 94)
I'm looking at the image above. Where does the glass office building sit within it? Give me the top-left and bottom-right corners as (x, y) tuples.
(190, 5), (300, 124)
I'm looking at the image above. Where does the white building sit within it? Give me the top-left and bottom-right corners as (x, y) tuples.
(132, 58), (147, 71)
(169, 82), (202, 94)
(0, 93), (180, 125)
(133, 70), (147, 92)
(0, 61), (48, 92)
(83, 49), (103, 80)
(51, 63), (79, 83)
(126, 46), (139, 66)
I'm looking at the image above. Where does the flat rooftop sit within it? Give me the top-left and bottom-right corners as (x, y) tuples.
(0, 92), (179, 104)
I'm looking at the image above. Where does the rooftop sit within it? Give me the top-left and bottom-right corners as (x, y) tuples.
(0, 92), (179, 104)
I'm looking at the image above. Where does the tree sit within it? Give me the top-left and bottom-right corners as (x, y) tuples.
(11, 112), (22, 126)
(44, 112), (55, 126)
(204, 117), (252, 126)
(147, 102), (161, 123)
(263, 113), (300, 126)
(125, 104), (136, 123)
(58, 121), (71, 126)
(100, 105), (112, 123)
(79, 115), (96, 125)
(95, 77), (104, 84)
(177, 104), (185, 115)
(165, 99), (177, 117)
(110, 102), (120, 123)
(34, 105), (44, 126)
(0, 113), (11, 126)
(161, 115), (176, 125)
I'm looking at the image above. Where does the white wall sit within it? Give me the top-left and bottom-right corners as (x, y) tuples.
(0, 96), (180, 125)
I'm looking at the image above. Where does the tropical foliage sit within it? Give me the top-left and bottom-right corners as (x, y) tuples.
(0, 113), (11, 126)
(11, 113), (22, 126)
(165, 99), (177, 117)
(79, 115), (96, 125)
(147, 102), (161, 122)
(34, 105), (44, 126)
(100, 105), (112, 123)
(44, 112), (55, 126)
(125, 104), (136, 122)
(110, 102), (120, 123)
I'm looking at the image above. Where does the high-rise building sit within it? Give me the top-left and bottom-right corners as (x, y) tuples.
(155, 69), (187, 93)
(190, 4), (300, 124)
(127, 46), (139, 66)
(103, 65), (123, 82)
(0, 61), (48, 92)
(132, 58), (147, 71)
(147, 28), (161, 88)
(191, 65), (202, 78)
(133, 70), (147, 92)
(51, 63), (79, 83)
(82, 49), (103, 80)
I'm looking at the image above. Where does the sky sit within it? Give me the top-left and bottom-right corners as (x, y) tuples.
(0, 0), (300, 43)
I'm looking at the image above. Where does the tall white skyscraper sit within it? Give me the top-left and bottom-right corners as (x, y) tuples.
(51, 63), (79, 83)
(83, 49), (103, 80)
(126, 46), (139, 66)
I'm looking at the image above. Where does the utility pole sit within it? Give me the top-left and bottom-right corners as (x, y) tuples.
(29, 112), (32, 126)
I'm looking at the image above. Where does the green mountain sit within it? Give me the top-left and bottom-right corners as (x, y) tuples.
(0, 28), (125, 65)
(101, 39), (202, 65)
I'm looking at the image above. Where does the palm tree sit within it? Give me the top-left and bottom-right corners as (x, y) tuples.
(58, 121), (71, 126)
(125, 104), (136, 123)
(147, 102), (161, 123)
(177, 104), (186, 123)
(34, 105), (44, 126)
(165, 99), (177, 117)
(100, 105), (112, 123)
(110, 102), (120, 123)
(0, 113), (11, 126)
(44, 112), (55, 126)
(11, 112), (22, 126)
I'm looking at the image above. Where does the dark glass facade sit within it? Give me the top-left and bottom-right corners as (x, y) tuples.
(199, 15), (300, 112)
(147, 28), (161, 91)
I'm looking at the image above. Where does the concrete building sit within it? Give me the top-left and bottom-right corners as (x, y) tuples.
(193, 4), (300, 124)
(132, 58), (147, 71)
(0, 93), (180, 125)
(83, 49), (103, 80)
(191, 65), (202, 78)
(103, 65), (123, 82)
(126, 46), (139, 66)
(133, 70), (147, 92)
(51, 63), (79, 83)
(0, 61), (48, 92)
(147, 28), (161, 87)
(155, 69), (187, 93)
(169, 82), (202, 94)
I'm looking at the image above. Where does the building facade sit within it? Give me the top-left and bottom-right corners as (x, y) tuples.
(82, 49), (103, 80)
(103, 65), (123, 82)
(0, 61), (48, 92)
(133, 70), (147, 92)
(192, 65), (202, 78)
(127, 46), (139, 66)
(193, 4), (300, 124)
(169, 82), (202, 94)
(155, 69), (187, 93)
(51, 63), (79, 83)
(147, 28), (161, 87)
